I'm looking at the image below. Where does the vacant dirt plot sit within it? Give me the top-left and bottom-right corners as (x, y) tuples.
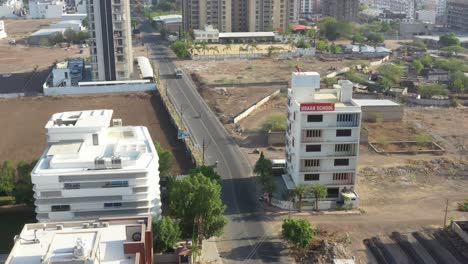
(2, 19), (60, 40)
(200, 86), (281, 123)
(190, 43), (294, 55)
(0, 19), (89, 74)
(0, 93), (193, 175)
(178, 57), (353, 85)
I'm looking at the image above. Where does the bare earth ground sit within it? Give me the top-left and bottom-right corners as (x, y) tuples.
(0, 19), (89, 73)
(177, 57), (354, 85)
(0, 93), (193, 175)
(235, 103), (468, 263)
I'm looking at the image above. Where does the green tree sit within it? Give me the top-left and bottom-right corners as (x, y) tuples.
(296, 38), (311, 49)
(307, 28), (316, 39)
(156, 0), (175, 12)
(345, 71), (367, 83)
(449, 71), (468, 93)
(412, 60), (424, 75)
(439, 32), (460, 48)
(366, 32), (384, 43)
(309, 184), (327, 211)
(254, 152), (275, 203)
(377, 77), (393, 91)
(359, 4), (369, 11)
(64, 28), (77, 43)
(81, 17), (88, 28)
(282, 218), (315, 252)
(170, 40), (190, 58)
(153, 216), (181, 253)
(322, 77), (337, 88)
(330, 44), (342, 54)
(262, 114), (286, 132)
(155, 141), (173, 177)
(131, 17), (139, 30)
(189, 165), (221, 182)
(320, 17), (351, 41)
(352, 33), (365, 44)
(315, 40), (329, 51)
(13, 159), (38, 206)
(418, 83), (449, 98)
(293, 184), (310, 212)
(168, 173), (227, 248)
(50, 33), (64, 45)
(441, 45), (466, 56)
(0, 160), (15, 195)
(75, 31), (88, 43)
(420, 54), (434, 68)
(378, 64), (404, 85)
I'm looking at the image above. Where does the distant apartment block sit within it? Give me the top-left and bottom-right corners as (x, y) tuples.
(5, 215), (154, 264)
(373, 0), (415, 20)
(301, 0), (320, 17)
(0, 20), (7, 40)
(285, 72), (361, 207)
(447, 0), (468, 32)
(31, 110), (161, 222)
(183, 0), (300, 32)
(321, 0), (359, 21)
(0, 0), (23, 18)
(28, 0), (66, 19)
(87, 0), (133, 81)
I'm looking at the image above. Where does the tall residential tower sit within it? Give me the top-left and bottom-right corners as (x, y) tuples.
(87, 0), (133, 81)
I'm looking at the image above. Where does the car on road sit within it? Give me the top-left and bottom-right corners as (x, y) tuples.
(175, 68), (183, 79)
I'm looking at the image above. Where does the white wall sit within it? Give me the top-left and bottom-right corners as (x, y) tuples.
(0, 20), (6, 40)
(44, 83), (156, 96)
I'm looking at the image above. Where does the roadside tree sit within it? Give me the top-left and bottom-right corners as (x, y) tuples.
(155, 141), (173, 177)
(189, 165), (221, 182)
(309, 184), (327, 211)
(282, 218), (315, 253)
(439, 32), (460, 48)
(254, 152), (275, 202)
(168, 173), (227, 249)
(153, 216), (181, 253)
(0, 160), (15, 195)
(170, 41), (190, 58)
(293, 184), (310, 212)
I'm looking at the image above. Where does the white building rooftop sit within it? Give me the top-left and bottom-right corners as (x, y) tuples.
(153, 14), (182, 24)
(353, 99), (400, 106)
(35, 110), (156, 174)
(5, 216), (152, 264)
(219, 32), (275, 38)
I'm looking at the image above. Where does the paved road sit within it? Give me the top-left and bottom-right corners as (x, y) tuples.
(138, 20), (292, 263)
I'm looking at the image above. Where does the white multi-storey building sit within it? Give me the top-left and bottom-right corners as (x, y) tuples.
(32, 109), (161, 222)
(28, 0), (66, 19)
(0, 0), (23, 18)
(285, 72), (361, 208)
(373, 0), (415, 20)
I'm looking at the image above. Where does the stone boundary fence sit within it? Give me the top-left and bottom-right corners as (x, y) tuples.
(191, 48), (316, 60)
(233, 90), (280, 123)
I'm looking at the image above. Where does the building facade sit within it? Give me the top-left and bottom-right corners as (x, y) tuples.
(5, 215), (154, 264)
(321, 0), (359, 21)
(31, 110), (161, 222)
(28, 0), (66, 19)
(182, 0), (232, 32)
(373, 0), (415, 21)
(285, 72), (361, 206)
(0, 0), (23, 18)
(447, 0), (468, 32)
(87, 0), (133, 81)
(183, 0), (299, 32)
(301, 0), (320, 17)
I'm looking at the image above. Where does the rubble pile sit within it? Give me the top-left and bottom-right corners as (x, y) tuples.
(306, 240), (352, 264)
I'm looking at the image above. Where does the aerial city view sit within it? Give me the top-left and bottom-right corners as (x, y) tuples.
(0, 0), (467, 263)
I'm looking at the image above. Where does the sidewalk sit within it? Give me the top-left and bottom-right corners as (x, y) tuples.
(200, 238), (223, 264)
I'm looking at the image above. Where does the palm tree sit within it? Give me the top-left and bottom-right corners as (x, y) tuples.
(309, 184), (328, 211)
(200, 42), (208, 55)
(293, 184), (310, 212)
(287, 39), (296, 51)
(210, 46), (220, 54)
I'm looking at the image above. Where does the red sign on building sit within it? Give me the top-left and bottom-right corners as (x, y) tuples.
(300, 103), (335, 112)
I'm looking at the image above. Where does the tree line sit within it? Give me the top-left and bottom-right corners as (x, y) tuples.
(0, 159), (38, 206)
(39, 29), (88, 47)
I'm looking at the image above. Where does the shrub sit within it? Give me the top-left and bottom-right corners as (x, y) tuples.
(262, 114), (286, 132)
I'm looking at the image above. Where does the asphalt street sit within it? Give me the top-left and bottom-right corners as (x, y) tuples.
(138, 20), (292, 263)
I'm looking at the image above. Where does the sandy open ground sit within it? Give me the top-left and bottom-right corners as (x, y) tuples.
(0, 92), (193, 175)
